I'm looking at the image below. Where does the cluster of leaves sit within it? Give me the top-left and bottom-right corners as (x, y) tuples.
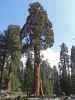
(20, 2), (54, 50)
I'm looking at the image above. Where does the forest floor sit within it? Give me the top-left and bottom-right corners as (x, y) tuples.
(0, 91), (74, 100)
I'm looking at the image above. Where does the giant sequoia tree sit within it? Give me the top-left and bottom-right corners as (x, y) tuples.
(3, 25), (21, 91)
(20, 2), (54, 96)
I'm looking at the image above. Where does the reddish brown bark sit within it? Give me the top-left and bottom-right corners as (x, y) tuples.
(34, 63), (40, 96)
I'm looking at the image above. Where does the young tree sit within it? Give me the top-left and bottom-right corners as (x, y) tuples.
(20, 2), (54, 96)
(24, 58), (34, 95)
(52, 66), (60, 96)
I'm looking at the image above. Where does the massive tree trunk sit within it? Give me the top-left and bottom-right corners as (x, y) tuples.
(34, 45), (40, 96)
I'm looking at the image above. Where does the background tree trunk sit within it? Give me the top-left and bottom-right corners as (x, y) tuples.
(0, 55), (5, 90)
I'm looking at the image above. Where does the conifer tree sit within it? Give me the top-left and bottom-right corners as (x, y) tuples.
(20, 2), (54, 96)
(59, 43), (71, 95)
(24, 58), (34, 95)
(71, 46), (75, 94)
(0, 33), (7, 90)
(4, 25), (21, 91)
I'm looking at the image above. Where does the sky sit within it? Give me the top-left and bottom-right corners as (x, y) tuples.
(0, 0), (75, 67)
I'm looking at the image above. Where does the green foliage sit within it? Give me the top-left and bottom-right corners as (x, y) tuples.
(21, 2), (54, 49)
(40, 61), (53, 96)
(60, 75), (72, 96)
(20, 2), (54, 96)
(52, 66), (60, 96)
(0, 33), (7, 89)
(20, 58), (34, 94)
(71, 46), (75, 63)
(71, 46), (75, 94)
(71, 74), (75, 94)
(4, 25), (21, 91)
(59, 43), (71, 96)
